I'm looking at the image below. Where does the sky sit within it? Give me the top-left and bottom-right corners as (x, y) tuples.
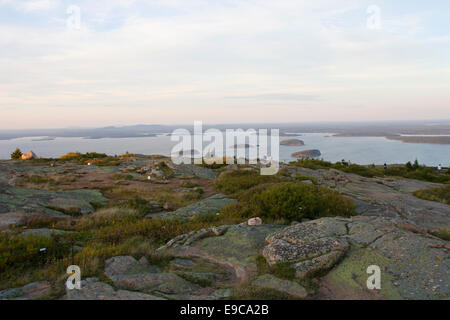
(0, 0), (449, 129)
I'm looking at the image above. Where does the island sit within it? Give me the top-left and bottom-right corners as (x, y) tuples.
(280, 139), (304, 146)
(291, 149), (321, 158)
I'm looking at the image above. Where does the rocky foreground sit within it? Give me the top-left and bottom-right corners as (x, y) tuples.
(0, 157), (448, 300)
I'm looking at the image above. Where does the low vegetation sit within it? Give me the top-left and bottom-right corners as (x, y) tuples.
(222, 182), (355, 222)
(291, 159), (449, 183)
(413, 186), (450, 205)
(10, 148), (23, 160)
(60, 152), (122, 166)
(429, 227), (450, 241)
(214, 169), (281, 195)
(157, 161), (174, 179)
(0, 207), (246, 290)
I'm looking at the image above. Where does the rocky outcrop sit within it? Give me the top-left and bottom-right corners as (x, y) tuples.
(0, 281), (52, 300)
(64, 278), (165, 300)
(161, 223), (285, 282)
(262, 216), (450, 300)
(172, 163), (217, 179)
(0, 187), (107, 226)
(104, 256), (198, 294)
(100, 255), (234, 299)
(287, 166), (450, 231)
(263, 218), (349, 278)
(153, 194), (236, 220)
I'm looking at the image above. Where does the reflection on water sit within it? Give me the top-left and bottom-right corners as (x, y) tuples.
(0, 133), (448, 166)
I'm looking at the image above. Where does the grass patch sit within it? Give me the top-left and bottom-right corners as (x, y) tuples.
(112, 173), (134, 181)
(46, 206), (82, 217)
(101, 185), (202, 210)
(214, 169), (281, 195)
(414, 186), (450, 205)
(0, 205), (245, 291)
(157, 161), (175, 179)
(429, 227), (450, 241)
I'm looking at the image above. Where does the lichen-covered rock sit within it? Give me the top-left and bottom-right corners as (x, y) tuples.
(64, 278), (165, 300)
(263, 216), (450, 300)
(0, 187), (107, 226)
(0, 281), (52, 300)
(159, 225), (229, 250)
(105, 256), (159, 277)
(109, 272), (200, 294)
(263, 219), (349, 278)
(161, 224), (285, 282)
(172, 164), (217, 179)
(160, 288), (234, 300)
(104, 255), (200, 294)
(251, 274), (307, 298)
(154, 194), (236, 220)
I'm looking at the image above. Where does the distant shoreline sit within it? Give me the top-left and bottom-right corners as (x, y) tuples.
(385, 136), (450, 145)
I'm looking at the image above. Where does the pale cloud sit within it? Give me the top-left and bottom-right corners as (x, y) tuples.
(0, 0), (449, 129)
(0, 0), (58, 11)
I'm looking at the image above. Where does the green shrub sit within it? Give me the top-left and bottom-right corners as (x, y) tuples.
(121, 197), (151, 215)
(414, 186), (450, 205)
(223, 182), (354, 221)
(0, 233), (69, 273)
(196, 157), (228, 169)
(10, 148), (23, 160)
(214, 170), (281, 195)
(158, 161), (174, 179)
(60, 152), (107, 160)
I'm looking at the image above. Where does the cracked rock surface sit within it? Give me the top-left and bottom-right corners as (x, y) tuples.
(263, 216), (449, 299)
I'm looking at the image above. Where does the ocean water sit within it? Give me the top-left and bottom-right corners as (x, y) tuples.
(0, 133), (448, 166)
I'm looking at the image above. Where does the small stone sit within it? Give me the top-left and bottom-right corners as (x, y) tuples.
(248, 217), (262, 226)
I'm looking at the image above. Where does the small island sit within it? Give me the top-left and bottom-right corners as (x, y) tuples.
(291, 149), (321, 158)
(280, 139), (305, 146)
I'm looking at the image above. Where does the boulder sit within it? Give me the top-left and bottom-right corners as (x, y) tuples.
(263, 218), (350, 278)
